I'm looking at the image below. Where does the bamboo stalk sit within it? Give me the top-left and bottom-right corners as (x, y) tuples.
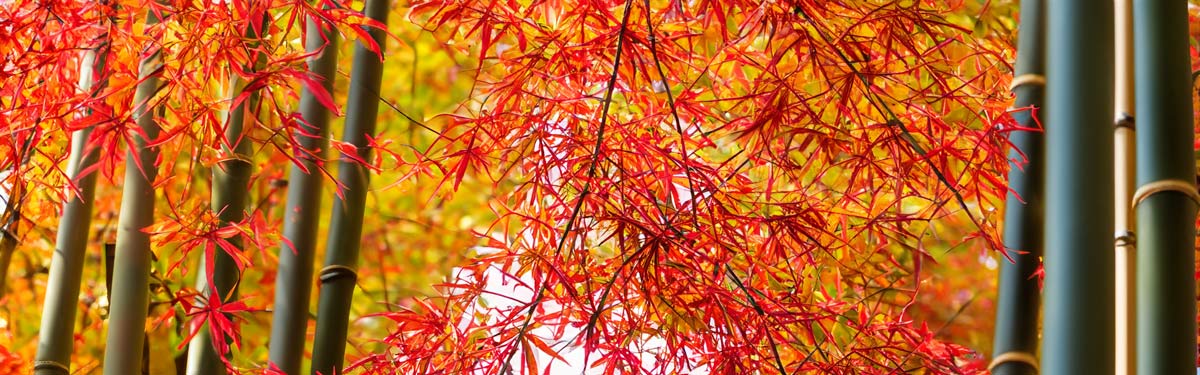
(989, 1), (1045, 374)
(1112, 0), (1136, 373)
(1133, 0), (1198, 373)
(102, 243), (152, 374)
(33, 15), (111, 375)
(1042, 0), (1116, 373)
(185, 84), (253, 375)
(185, 12), (270, 375)
(102, 7), (166, 374)
(267, 10), (340, 375)
(309, 0), (388, 372)
(0, 230), (14, 299)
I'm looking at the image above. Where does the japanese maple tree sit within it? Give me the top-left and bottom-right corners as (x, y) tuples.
(370, 0), (1017, 373)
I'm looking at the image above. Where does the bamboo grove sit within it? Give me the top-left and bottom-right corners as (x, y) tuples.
(989, 0), (1200, 374)
(2, 0), (1200, 374)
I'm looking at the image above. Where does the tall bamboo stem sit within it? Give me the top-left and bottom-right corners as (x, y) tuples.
(1042, 0), (1115, 373)
(102, 7), (166, 374)
(989, 1), (1044, 374)
(185, 12), (269, 375)
(1112, 0), (1136, 373)
(33, 14), (110, 375)
(185, 83), (253, 375)
(309, 0), (388, 373)
(1133, 0), (1198, 373)
(0, 230), (15, 299)
(267, 10), (340, 375)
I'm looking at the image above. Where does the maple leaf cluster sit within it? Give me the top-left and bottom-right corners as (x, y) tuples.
(365, 0), (1020, 373)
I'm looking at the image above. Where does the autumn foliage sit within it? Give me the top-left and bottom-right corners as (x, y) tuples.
(383, 0), (1020, 372)
(0, 0), (1053, 373)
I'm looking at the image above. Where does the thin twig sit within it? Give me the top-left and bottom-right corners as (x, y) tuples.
(499, 0), (636, 372)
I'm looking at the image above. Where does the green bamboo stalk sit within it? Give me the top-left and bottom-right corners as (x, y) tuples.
(267, 11), (340, 375)
(989, 1), (1044, 374)
(185, 83), (253, 375)
(1133, 0), (1197, 373)
(309, 0), (388, 373)
(0, 229), (15, 299)
(185, 13), (270, 375)
(102, 7), (166, 374)
(33, 21), (110, 375)
(1042, 0), (1115, 373)
(102, 243), (152, 374)
(1112, 0), (1136, 372)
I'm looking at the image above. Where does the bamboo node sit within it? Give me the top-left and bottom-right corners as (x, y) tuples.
(1114, 113), (1135, 130)
(33, 360), (70, 372)
(1132, 179), (1200, 209)
(1009, 74), (1045, 91)
(1114, 231), (1136, 247)
(318, 265), (357, 283)
(987, 351), (1039, 372)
